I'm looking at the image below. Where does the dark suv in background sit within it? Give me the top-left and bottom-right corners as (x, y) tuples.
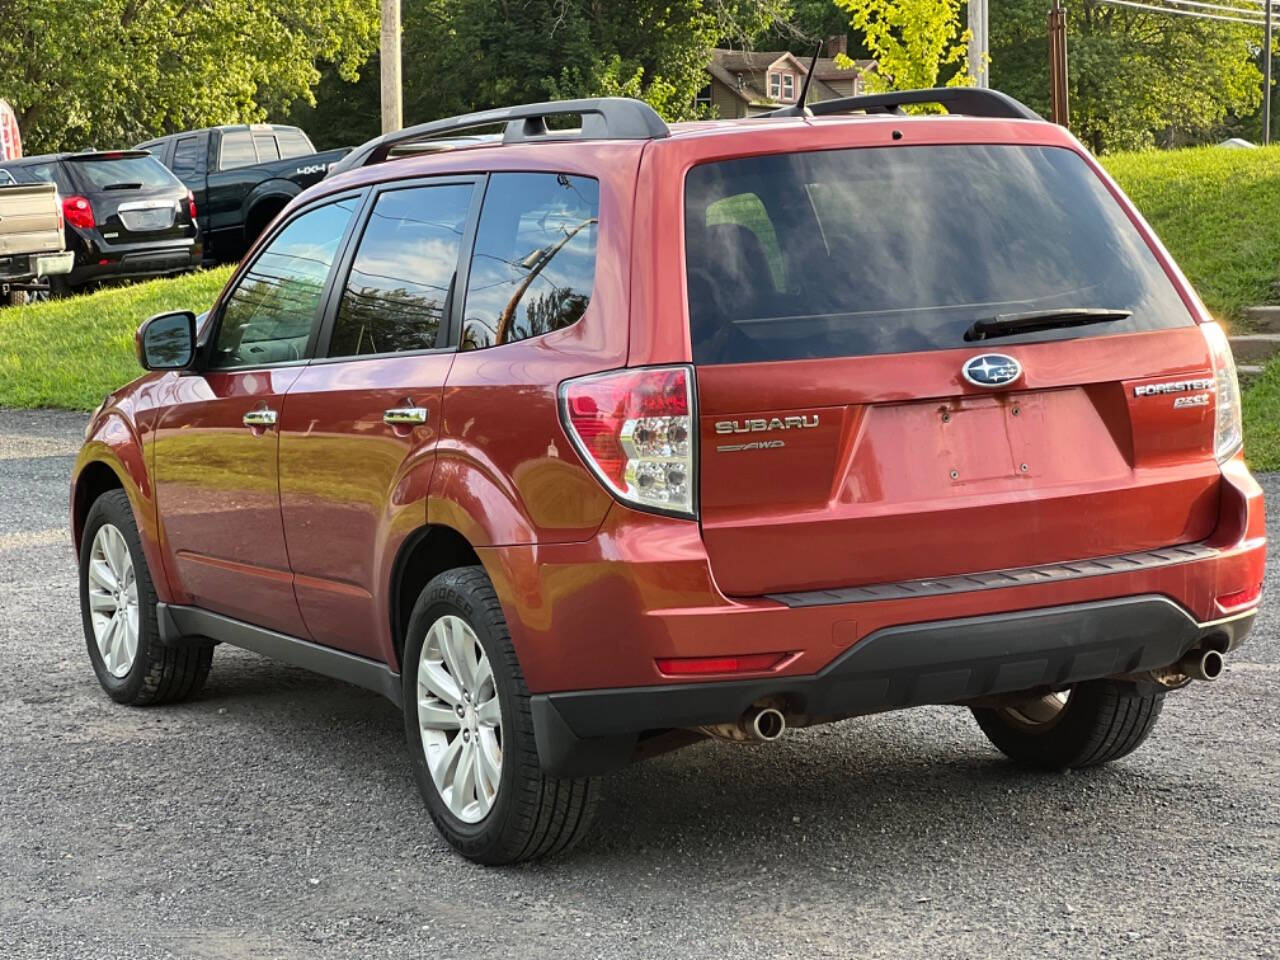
(0, 150), (199, 294)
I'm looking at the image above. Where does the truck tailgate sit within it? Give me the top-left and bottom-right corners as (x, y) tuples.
(0, 182), (63, 256)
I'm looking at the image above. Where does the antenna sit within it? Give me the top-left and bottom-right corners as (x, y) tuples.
(769, 42), (823, 118)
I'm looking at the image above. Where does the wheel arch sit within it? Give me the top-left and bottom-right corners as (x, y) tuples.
(241, 182), (300, 246)
(388, 524), (485, 671)
(71, 459), (125, 551)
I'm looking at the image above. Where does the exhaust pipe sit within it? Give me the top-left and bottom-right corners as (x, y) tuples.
(698, 706), (787, 743)
(1179, 647), (1225, 682)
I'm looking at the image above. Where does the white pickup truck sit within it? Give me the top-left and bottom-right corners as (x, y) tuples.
(0, 176), (73, 305)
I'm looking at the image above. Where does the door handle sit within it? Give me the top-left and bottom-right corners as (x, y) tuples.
(383, 407), (428, 426)
(242, 409), (278, 428)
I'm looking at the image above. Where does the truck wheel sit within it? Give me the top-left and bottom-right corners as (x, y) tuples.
(402, 566), (598, 864)
(971, 679), (1164, 770)
(79, 490), (213, 705)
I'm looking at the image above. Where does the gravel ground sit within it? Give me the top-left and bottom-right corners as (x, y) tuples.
(1, 407), (1277, 960)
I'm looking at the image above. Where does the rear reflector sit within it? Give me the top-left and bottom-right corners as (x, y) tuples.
(655, 653), (790, 676)
(560, 365), (696, 518)
(1216, 583), (1261, 611)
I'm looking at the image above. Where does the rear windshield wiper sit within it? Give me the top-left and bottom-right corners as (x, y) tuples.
(101, 182), (143, 191)
(965, 308), (1132, 341)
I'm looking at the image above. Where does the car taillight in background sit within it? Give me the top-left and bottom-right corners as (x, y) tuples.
(560, 365), (697, 518)
(186, 190), (197, 222)
(1201, 321), (1243, 462)
(62, 194), (95, 230)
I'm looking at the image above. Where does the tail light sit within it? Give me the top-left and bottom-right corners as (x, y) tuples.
(560, 365), (697, 518)
(54, 193), (64, 233)
(1201, 321), (1242, 462)
(186, 190), (197, 221)
(62, 194), (95, 230)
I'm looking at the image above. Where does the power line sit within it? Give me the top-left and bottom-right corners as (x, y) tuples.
(1158, 0), (1268, 18)
(1093, 0), (1264, 25)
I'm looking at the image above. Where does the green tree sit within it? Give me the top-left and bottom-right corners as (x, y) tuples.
(834, 0), (974, 91)
(989, 0), (1262, 152)
(0, 0), (379, 153)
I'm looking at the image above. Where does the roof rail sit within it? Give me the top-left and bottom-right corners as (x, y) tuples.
(760, 87), (1042, 122)
(327, 97), (670, 178)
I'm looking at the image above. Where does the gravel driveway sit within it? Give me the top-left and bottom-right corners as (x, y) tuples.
(2, 407), (1277, 960)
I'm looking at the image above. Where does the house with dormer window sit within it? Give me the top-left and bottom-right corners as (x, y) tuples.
(701, 40), (876, 118)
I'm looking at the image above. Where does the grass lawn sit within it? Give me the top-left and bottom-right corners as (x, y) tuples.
(1102, 145), (1280, 327)
(0, 267), (231, 410)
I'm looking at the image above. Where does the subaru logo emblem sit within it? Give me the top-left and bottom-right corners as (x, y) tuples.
(962, 353), (1022, 388)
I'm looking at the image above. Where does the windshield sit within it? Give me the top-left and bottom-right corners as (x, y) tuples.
(68, 154), (179, 191)
(684, 144), (1192, 365)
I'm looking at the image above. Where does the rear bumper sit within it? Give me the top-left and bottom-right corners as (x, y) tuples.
(0, 250), (71, 283)
(66, 232), (200, 288)
(531, 598), (1255, 775)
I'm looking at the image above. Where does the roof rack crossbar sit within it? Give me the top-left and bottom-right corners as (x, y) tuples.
(760, 87), (1042, 122)
(328, 97), (669, 178)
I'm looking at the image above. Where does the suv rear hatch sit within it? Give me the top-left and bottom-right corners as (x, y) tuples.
(686, 142), (1227, 597)
(64, 151), (193, 246)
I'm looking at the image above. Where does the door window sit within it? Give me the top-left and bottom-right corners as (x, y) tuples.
(219, 131), (257, 170)
(210, 198), (358, 369)
(460, 173), (599, 350)
(328, 183), (472, 357)
(171, 137), (204, 179)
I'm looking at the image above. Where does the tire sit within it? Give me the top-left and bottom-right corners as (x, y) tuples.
(79, 490), (213, 706)
(972, 679), (1165, 770)
(402, 566), (598, 864)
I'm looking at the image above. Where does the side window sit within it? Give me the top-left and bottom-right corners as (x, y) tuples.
(328, 183), (472, 358)
(253, 134), (280, 162)
(171, 136), (204, 179)
(705, 192), (786, 291)
(210, 198), (357, 369)
(461, 173), (599, 350)
(219, 131), (257, 170)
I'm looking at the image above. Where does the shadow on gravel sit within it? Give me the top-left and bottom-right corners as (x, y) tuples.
(167, 652), (1190, 878)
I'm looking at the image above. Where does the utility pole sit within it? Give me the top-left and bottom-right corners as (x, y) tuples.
(1048, 0), (1069, 128)
(969, 0), (989, 87)
(1265, 0), (1273, 145)
(380, 0), (403, 134)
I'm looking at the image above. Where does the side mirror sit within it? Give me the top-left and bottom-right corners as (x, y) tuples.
(136, 310), (197, 371)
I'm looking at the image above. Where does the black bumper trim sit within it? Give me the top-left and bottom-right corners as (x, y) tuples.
(532, 595), (1253, 776)
(765, 543), (1219, 607)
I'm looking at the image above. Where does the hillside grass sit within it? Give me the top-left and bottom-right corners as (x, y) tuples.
(1102, 145), (1280, 327)
(0, 267), (231, 409)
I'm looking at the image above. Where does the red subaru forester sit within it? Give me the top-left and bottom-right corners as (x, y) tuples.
(72, 90), (1265, 864)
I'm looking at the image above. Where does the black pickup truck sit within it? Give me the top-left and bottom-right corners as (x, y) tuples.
(136, 124), (349, 263)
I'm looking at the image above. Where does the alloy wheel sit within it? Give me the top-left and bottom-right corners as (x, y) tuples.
(86, 523), (139, 678)
(416, 615), (503, 823)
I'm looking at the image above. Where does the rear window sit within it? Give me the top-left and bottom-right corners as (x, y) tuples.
(276, 129), (314, 158)
(684, 145), (1192, 365)
(68, 154), (178, 191)
(4, 160), (73, 193)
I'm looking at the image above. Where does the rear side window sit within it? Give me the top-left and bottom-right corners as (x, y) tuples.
(684, 145), (1192, 365)
(219, 131), (257, 170)
(329, 183), (472, 357)
(461, 173), (598, 350)
(171, 137), (204, 179)
(8, 161), (73, 193)
(276, 129), (314, 158)
(67, 155), (177, 191)
(210, 198), (357, 369)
